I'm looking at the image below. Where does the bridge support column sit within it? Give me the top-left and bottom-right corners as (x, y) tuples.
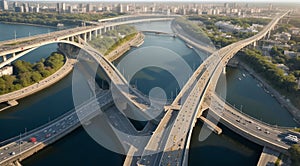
(99, 29), (102, 35)
(111, 26), (115, 30)
(89, 31), (92, 41)
(71, 36), (74, 42)
(12, 53), (16, 57)
(104, 27), (107, 33)
(94, 30), (98, 37)
(2, 55), (7, 62)
(84, 33), (87, 42)
(253, 41), (257, 47)
(223, 67), (226, 74)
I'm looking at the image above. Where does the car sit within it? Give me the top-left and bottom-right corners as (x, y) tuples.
(256, 126), (261, 131)
(10, 152), (15, 156)
(265, 130), (270, 134)
(45, 133), (51, 138)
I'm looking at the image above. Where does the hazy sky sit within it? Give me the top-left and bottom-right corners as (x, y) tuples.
(7, 0), (300, 2)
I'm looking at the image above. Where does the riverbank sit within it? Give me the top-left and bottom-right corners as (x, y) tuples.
(105, 32), (145, 62)
(235, 56), (300, 125)
(0, 56), (77, 110)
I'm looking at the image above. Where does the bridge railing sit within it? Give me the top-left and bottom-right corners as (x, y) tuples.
(213, 93), (296, 129)
(0, 90), (109, 147)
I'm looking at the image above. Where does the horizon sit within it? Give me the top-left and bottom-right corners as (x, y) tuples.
(6, 0), (300, 3)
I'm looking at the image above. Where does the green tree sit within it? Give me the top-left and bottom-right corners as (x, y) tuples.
(288, 144), (300, 166)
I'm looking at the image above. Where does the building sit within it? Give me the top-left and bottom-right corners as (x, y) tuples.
(34, 4), (39, 13)
(15, 6), (24, 12)
(117, 4), (123, 13)
(1, 0), (8, 11)
(0, 66), (13, 77)
(284, 50), (297, 57)
(23, 3), (29, 13)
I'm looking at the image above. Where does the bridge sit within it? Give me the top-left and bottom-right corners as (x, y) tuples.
(0, 15), (177, 115)
(137, 11), (294, 166)
(0, 14), (182, 165)
(0, 12), (297, 166)
(0, 16), (175, 69)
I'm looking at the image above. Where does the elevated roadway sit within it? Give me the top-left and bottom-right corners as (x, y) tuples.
(0, 16), (175, 68)
(0, 89), (113, 165)
(138, 11), (291, 166)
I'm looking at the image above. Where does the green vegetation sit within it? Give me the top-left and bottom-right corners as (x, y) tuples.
(175, 17), (207, 39)
(288, 144), (300, 166)
(270, 46), (300, 72)
(274, 154), (283, 166)
(105, 33), (137, 55)
(239, 48), (298, 91)
(290, 17), (300, 28)
(238, 48), (300, 108)
(0, 52), (65, 95)
(89, 25), (137, 55)
(187, 15), (270, 48)
(189, 15), (270, 28)
(0, 12), (122, 26)
(294, 128), (300, 132)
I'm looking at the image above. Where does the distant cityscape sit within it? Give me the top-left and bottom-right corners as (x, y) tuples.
(0, 0), (295, 16)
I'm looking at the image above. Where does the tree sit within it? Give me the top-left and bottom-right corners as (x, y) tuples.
(288, 144), (300, 166)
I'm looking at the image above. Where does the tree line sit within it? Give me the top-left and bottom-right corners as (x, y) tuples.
(89, 25), (137, 55)
(239, 48), (298, 92)
(0, 52), (65, 95)
(0, 12), (121, 27)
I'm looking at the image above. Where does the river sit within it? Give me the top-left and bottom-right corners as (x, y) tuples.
(0, 21), (297, 166)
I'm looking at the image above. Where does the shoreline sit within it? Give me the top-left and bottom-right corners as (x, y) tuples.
(234, 57), (300, 125)
(0, 55), (77, 110)
(0, 32), (144, 111)
(0, 21), (58, 29)
(105, 32), (145, 62)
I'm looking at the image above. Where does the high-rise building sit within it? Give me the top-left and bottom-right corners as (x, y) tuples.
(23, 3), (29, 12)
(62, 3), (66, 12)
(86, 4), (92, 12)
(117, 4), (123, 13)
(34, 4), (39, 13)
(1, 0), (8, 11)
(13, 2), (18, 8)
(224, 3), (229, 8)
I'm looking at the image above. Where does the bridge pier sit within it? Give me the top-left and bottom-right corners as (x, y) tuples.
(89, 31), (92, 41)
(2, 55), (7, 62)
(222, 67), (226, 74)
(83, 33), (87, 42)
(253, 41), (257, 47)
(267, 31), (271, 39)
(94, 30), (98, 37)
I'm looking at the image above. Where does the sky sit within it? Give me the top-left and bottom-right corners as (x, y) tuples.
(6, 0), (300, 2)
